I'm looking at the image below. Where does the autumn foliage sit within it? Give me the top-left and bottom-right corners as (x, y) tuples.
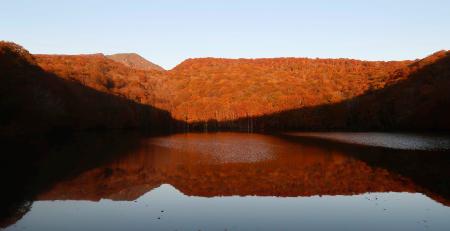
(0, 42), (174, 137)
(35, 54), (166, 107)
(2, 41), (450, 133)
(34, 53), (413, 124)
(163, 58), (411, 123)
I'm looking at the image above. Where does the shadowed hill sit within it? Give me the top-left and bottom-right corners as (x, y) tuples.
(257, 51), (450, 131)
(0, 42), (177, 137)
(106, 53), (165, 71)
(35, 53), (167, 107)
(2, 41), (449, 132)
(184, 51), (450, 131)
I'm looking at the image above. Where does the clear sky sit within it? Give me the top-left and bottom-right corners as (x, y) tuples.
(1, 0), (449, 69)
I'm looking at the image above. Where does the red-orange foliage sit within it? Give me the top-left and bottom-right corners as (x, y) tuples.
(31, 49), (450, 131)
(34, 53), (416, 124)
(33, 56), (376, 120)
(0, 42), (173, 137)
(3, 41), (450, 132)
(162, 58), (411, 122)
(35, 54), (166, 107)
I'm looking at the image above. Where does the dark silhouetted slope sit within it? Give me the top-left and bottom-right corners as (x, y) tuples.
(0, 42), (175, 137)
(35, 53), (167, 107)
(216, 51), (450, 131)
(3, 41), (449, 132)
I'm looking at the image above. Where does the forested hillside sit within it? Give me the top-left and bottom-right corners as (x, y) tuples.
(2, 41), (449, 133)
(0, 42), (174, 137)
(230, 50), (450, 131)
(35, 53), (166, 107)
(162, 58), (411, 123)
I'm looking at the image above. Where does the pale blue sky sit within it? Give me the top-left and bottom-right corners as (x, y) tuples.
(1, 0), (449, 69)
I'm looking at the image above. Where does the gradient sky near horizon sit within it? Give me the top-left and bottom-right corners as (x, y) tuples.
(1, 0), (449, 69)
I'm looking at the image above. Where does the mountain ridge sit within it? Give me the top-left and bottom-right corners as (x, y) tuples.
(106, 53), (165, 71)
(1, 41), (449, 133)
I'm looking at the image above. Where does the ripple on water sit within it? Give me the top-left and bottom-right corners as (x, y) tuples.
(150, 133), (275, 163)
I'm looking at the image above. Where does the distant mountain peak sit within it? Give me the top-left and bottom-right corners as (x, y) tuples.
(106, 53), (164, 71)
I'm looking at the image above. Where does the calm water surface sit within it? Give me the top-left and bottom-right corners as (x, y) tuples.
(287, 132), (450, 150)
(2, 132), (450, 231)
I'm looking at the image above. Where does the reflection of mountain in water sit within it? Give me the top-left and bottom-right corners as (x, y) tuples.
(35, 133), (449, 206)
(2, 132), (450, 228)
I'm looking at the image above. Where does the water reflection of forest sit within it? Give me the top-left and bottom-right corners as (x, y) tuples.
(37, 133), (450, 205)
(2, 132), (450, 228)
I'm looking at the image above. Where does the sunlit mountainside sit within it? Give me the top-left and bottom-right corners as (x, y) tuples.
(1, 41), (449, 135)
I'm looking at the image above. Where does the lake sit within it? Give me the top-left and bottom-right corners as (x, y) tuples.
(1, 132), (450, 231)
